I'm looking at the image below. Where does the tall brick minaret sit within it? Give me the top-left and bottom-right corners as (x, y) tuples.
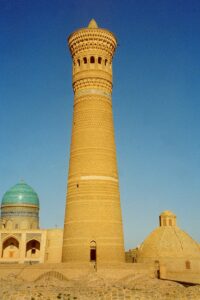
(62, 19), (125, 263)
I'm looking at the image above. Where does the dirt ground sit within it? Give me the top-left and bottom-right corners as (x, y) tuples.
(1, 273), (200, 300)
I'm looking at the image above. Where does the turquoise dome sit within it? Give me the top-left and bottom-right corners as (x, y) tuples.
(1, 181), (39, 206)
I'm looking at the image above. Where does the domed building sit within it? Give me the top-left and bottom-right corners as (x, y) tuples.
(137, 211), (200, 283)
(0, 181), (63, 264)
(1, 181), (39, 230)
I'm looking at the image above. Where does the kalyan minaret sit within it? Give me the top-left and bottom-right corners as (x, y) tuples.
(62, 19), (125, 263)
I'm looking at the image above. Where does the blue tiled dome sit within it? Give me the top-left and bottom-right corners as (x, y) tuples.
(1, 181), (39, 207)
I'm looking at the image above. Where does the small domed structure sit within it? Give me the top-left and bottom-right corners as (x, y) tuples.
(137, 211), (200, 263)
(159, 210), (176, 227)
(1, 181), (40, 230)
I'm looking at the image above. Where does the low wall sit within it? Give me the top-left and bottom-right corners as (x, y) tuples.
(0, 262), (155, 282)
(159, 262), (200, 285)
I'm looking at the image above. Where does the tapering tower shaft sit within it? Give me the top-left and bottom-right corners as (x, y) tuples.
(62, 20), (125, 263)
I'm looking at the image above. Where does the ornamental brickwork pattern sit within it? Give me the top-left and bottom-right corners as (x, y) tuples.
(62, 20), (125, 263)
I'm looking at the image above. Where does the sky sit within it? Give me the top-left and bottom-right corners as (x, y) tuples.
(0, 0), (200, 250)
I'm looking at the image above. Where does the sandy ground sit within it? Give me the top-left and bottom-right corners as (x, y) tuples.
(1, 273), (200, 299)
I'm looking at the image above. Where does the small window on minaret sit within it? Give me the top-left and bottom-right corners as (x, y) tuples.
(169, 219), (172, 226)
(98, 57), (102, 64)
(83, 57), (87, 64)
(163, 219), (167, 226)
(90, 249), (96, 261)
(77, 59), (81, 66)
(105, 59), (108, 66)
(90, 56), (95, 63)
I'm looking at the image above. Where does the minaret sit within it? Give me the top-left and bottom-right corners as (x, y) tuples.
(62, 19), (125, 263)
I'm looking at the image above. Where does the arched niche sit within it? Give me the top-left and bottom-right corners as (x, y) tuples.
(26, 239), (40, 258)
(2, 236), (20, 259)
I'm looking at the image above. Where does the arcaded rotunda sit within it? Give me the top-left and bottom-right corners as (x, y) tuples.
(0, 181), (63, 264)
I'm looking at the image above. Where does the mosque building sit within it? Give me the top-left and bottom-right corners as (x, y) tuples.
(0, 181), (63, 264)
(0, 20), (200, 285)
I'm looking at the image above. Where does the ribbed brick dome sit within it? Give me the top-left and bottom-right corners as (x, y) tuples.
(137, 211), (200, 261)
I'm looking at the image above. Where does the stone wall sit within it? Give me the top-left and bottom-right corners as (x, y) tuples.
(0, 262), (155, 282)
(45, 228), (63, 263)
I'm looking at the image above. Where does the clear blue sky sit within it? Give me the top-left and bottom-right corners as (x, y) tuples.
(0, 0), (200, 250)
